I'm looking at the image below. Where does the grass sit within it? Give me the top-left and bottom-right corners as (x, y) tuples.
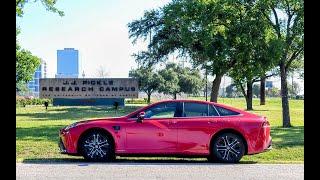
(16, 98), (303, 163)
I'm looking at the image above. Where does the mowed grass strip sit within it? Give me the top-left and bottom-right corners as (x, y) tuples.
(16, 98), (303, 163)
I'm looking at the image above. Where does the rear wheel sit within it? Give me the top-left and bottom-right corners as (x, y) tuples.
(210, 133), (245, 163)
(79, 130), (115, 162)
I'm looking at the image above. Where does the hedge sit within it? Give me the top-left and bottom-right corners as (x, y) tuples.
(125, 98), (148, 104)
(16, 96), (52, 107)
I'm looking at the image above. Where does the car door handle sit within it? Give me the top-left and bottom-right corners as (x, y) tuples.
(208, 121), (215, 124)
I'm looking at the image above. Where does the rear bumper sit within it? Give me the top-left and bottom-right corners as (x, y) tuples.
(247, 125), (272, 155)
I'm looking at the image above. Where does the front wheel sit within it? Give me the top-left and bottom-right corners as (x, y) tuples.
(210, 133), (245, 163)
(79, 131), (115, 162)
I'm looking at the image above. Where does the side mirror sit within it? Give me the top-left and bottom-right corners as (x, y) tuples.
(137, 111), (145, 123)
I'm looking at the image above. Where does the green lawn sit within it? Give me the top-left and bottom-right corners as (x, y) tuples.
(16, 98), (304, 163)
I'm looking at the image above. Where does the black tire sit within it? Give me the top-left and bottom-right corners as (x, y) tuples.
(210, 133), (245, 163)
(79, 130), (115, 162)
(207, 156), (217, 163)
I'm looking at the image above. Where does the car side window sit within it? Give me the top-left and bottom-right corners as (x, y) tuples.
(209, 105), (219, 116)
(144, 102), (179, 119)
(183, 102), (208, 117)
(215, 105), (240, 116)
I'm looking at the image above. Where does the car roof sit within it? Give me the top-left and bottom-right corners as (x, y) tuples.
(157, 99), (261, 116)
(154, 99), (214, 104)
(126, 99), (257, 117)
(152, 99), (247, 112)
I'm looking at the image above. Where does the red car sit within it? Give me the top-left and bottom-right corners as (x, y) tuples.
(59, 100), (272, 163)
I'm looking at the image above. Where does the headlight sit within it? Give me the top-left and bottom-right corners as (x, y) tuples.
(64, 122), (79, 131)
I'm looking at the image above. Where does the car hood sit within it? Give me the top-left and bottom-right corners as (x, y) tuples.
(76, 116), (125, 124)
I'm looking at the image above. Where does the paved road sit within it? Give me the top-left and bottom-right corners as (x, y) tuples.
(16, 162), (303, 180)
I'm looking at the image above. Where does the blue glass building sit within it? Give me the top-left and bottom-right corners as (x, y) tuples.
(56, 48), (79, 78)
(27, 61), (47, 97)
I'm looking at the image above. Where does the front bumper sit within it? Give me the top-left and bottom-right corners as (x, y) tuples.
(59, 128), (76, 154)
(58, 128), (80, 155)
(58, 138), (67, 154)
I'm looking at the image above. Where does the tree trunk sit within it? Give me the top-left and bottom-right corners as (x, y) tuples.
(210, 74), (223, 102)
(246, 81), (253, 110)
(173, 93), (177, 100)
(147, 92), (151, 104)
(260, 76), (266, 105)
(280, 63), (291, 127)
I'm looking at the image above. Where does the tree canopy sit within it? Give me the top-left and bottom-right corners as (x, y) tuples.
(128, 0), (304, 127)
(258, 0), (304, 127)
(129, 63), (204, 101)
(128, 0), (277, 102)
(129, 67), (162, 103)
(16, 0), (64, 92)
(16, 0), (64, 17)
(16, 49), (41, 83)
(158, 63), (204, 99)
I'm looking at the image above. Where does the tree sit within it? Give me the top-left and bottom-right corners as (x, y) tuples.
(260, 68), (280, 105)
(158, 63), (204, 99)
(266, 87), (280, 97)
(260, 76), (266, 105)
(16, 28), (21, 50)
(16, 0), (64, 17)
(226, 84), (242, 98)
(158, 66), (180, 99)
(16, 29), (41, 88)
(16, 49), (41, 84)
(128, 0), (245, 103)
(129, 67), (161, 103)
(259, 0), (304, 127)
(16, 81), (30, 95)
(16, 0), (64, 92)
(299, 71), (304, 79)
(253, 84), (260, 98)
(96, 65), (109, 78)
(288, 81), (300, 97)
(227, 1), (280, 110)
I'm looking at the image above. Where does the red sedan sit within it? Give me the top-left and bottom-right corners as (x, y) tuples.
(59, 100), (272, 163)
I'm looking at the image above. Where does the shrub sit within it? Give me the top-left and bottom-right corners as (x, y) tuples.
(16, 96), (52, 107)
(125, 98), (148, 104)
(295, 95), (304, 100)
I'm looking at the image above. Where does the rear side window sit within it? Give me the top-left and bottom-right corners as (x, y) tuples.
(215, 106), (240, 116)
(183, 102), (208, 117)
(209, 105), (219, 116)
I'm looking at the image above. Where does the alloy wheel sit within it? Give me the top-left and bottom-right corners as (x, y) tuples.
(83, 133), (110, 159)
(213, 133), (244, 163)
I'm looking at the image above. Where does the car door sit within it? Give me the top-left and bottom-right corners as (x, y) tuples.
(177, 102), (221, 154)
(125, 102), (182, 153)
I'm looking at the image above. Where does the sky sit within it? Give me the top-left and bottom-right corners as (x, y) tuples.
(17, 0), (303, 94)
(17, 0), (171, 78)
